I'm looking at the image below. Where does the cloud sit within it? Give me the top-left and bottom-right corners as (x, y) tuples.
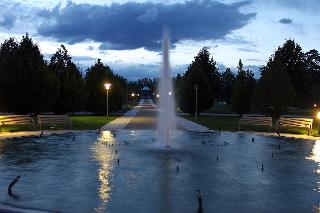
(279, 18), (292, 24)
(37, 0), (256, 51)
(137, 7), (159, 23)
(237, 47), (259, 53)
(0, 11), (17, 29)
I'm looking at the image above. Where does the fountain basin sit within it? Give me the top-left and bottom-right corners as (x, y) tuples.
(0, 130), (319, 212)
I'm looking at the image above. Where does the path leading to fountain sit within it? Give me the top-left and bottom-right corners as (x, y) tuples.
(102, 99), (209, 131)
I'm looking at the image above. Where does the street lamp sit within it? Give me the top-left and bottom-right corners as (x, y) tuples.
(131, 93), (135, 97)
(104, 83), (111, 117)
(194, 84), (198, 119)
(317, 111), (320, 135)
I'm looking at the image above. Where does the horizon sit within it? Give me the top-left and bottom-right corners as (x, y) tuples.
(0, 0), (319, 80)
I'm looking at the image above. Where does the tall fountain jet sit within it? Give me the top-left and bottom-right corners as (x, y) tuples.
(158, 27), (176, 147)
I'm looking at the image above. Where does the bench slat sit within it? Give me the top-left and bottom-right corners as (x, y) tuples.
(0, 115), (35, 132)
(37, 115), (72, 130)
(239, 115), (272, 131)
(277, 116), (313, 135)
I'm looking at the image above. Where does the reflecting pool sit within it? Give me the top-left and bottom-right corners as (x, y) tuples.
(0, 131), (319, 212)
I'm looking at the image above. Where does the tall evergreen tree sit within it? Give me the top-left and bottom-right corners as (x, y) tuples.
(0, 34), (56, 114)
(178, 47), (220, 115)
(231, 60), (256, 116)
(305, 49), (320, 105)
(179, 63), (213, 115)
(49, 45), (85, 113)
(274, 40), (311, 107)
(254, 57), (296, 118)
(220, 68), (236, 105)
(85, 59), (125, 114)
(193, 47), (221, 100)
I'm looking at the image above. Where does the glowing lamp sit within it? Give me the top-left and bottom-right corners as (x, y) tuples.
(104, 83), (111, 90)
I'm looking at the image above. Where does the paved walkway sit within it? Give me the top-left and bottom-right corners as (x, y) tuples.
(102, 99), (209, 131)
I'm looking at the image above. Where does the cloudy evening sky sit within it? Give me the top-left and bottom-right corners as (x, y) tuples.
(0, 0), (319, 79)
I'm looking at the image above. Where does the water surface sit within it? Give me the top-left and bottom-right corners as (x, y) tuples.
(0, 130), (319, 212)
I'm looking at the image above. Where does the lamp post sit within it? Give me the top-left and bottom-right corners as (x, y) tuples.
(131, 93), (135, 105)
(104, 83), (111, 117)
(194, 84), (198, 119)
(317, 111), (320, 135)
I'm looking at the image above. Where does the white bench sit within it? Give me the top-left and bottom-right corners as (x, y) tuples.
(239, 114), (272, 131)
(37, 115), (72, 130)
(0, 115), (35, 133)
(276, 116), (313, 135)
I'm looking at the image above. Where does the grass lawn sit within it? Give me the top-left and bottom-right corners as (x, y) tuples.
(1, 115), (119, 132)
(204, 103), (234, 114)
(184, 115), (320, 136)
(70, 115), (118, 130)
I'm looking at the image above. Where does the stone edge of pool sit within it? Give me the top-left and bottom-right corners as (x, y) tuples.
(0, 203), (52, 213)
(0, 130), (96, 140)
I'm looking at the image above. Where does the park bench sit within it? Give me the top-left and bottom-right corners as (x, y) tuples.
(239, 114), (272, 131)
(37, 115), (72, 130)
(0, 115), (35, 133)
(276, 116), (313, 135)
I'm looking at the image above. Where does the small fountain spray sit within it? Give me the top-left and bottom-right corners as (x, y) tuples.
(158, 27), (176, 148)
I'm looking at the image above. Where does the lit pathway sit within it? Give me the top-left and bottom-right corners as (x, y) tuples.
(102, 99), (209, 131)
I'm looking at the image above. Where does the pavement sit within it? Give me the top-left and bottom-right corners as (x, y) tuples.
(102, 99), (209, 131)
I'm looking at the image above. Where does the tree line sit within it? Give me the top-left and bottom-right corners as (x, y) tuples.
(1, 34), (319, 118)
(175, 40), (320, 117)
(0, 34), (128, 114)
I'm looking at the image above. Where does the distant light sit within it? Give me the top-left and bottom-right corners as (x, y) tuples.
(137, 94), (140, 97)
(131, 93), (135, 97)
(314, 104), (317, 108)
(104, 83), (111, 90)
(169, 92), (172, 96)
(156, 94), (159, 98)
(317, 111), (320, 120)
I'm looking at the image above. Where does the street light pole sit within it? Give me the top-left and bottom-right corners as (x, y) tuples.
(104, 83), (111, 117)
(107, 89), (109, 117)
(194, 84), (198, 119)
(317, 111), (320, 135)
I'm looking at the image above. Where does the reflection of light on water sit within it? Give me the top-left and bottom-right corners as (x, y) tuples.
(306, 140), (320, 171)
(306, 140), (320, 194)
(93, 131), (115, 212)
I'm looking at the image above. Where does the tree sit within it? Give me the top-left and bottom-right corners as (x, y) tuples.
(274, 40), (311, 107)
(0, 38), (18, 112)
(231, 60), (256, 116)
(220, 68), (235, 105)
(174, 73), (183, 107)
(0, 34), (57, 114)
(49, 45), (85, 113)
(254, 57), (296, 118)
(85, 59), (125, 114)
(193, 47), (220, 100)
(178, 47), (220, 115)
(179, 63), (213, 115)
(305, 49), (320, 105)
